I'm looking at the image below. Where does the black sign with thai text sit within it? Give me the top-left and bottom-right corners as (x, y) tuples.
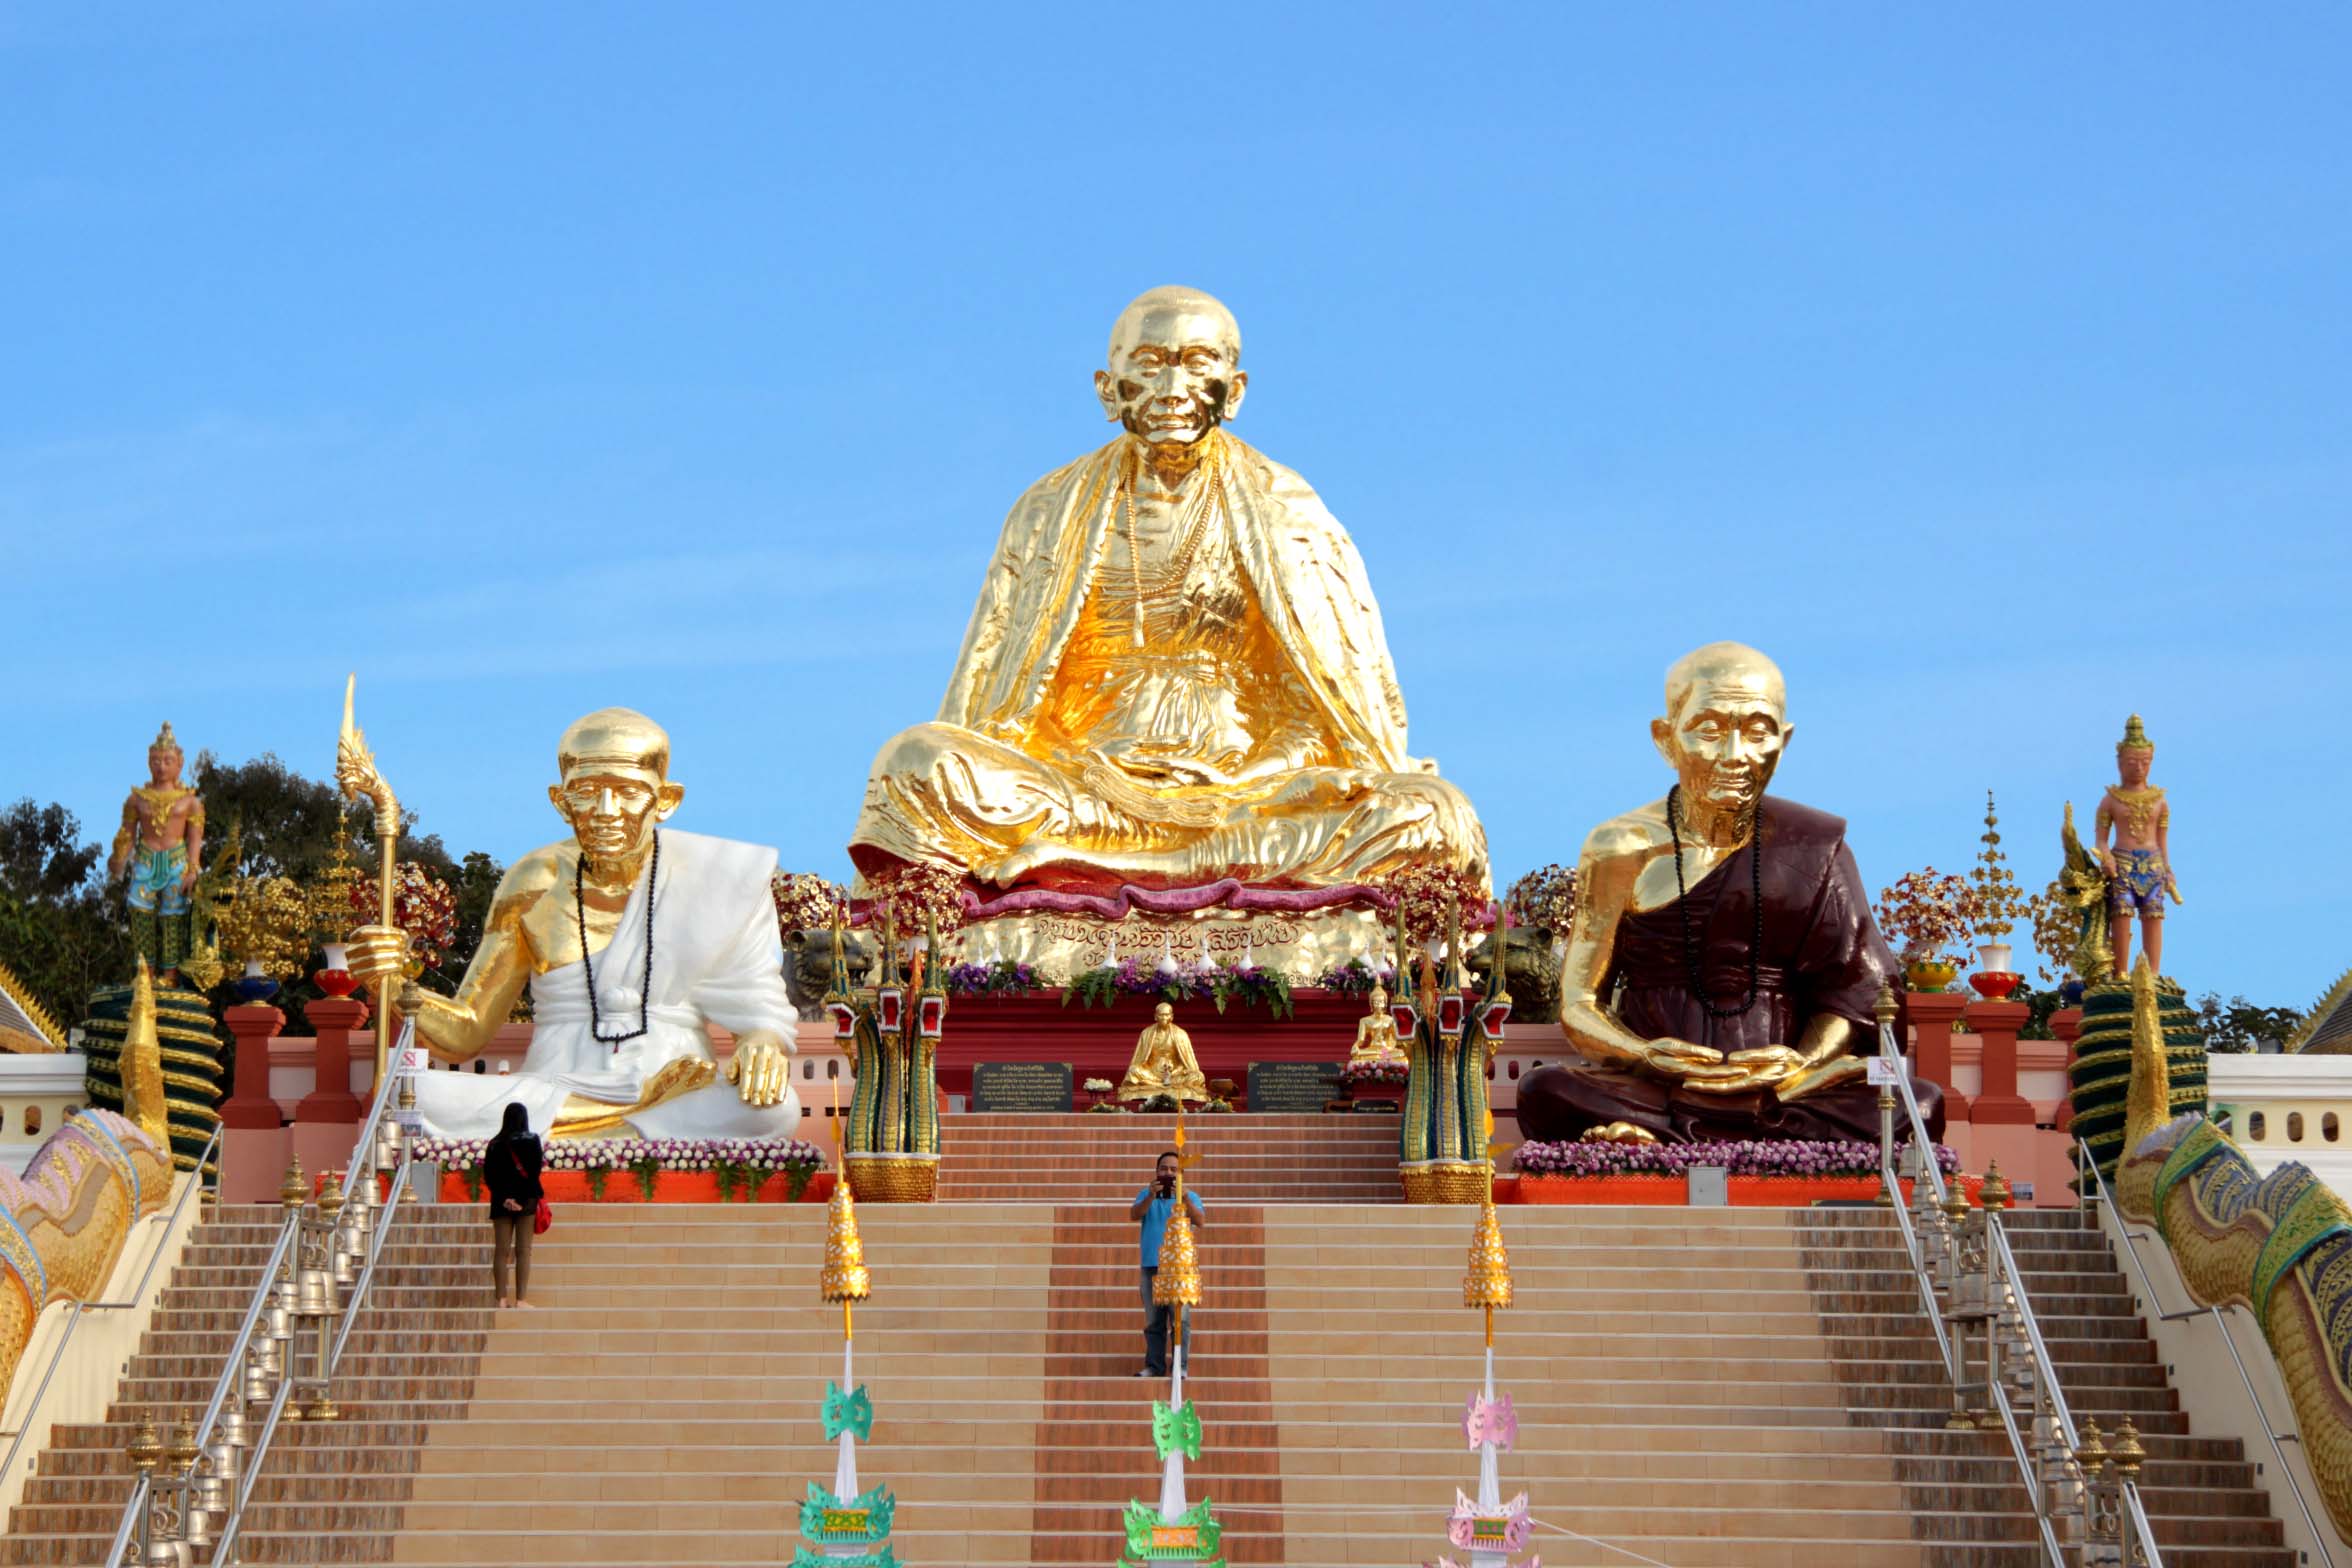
(971, 1060), (1074, 1113)
(1246, 1060), (1341, 1114)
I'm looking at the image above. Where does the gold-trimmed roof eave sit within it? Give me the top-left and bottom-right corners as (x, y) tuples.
(2290, 964), (2352, 1054)
(0, 960), (66, 1053)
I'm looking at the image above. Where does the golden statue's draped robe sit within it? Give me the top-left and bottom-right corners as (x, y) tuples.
(850, 433), (1486, 892)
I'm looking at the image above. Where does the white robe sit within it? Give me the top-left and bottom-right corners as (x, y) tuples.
(411, 829), (803, 1141)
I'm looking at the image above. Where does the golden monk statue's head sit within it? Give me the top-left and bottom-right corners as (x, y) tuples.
(1094, 286), (1248, 452)
(1151, 1000), (1176, 1027)
(550, 708), (684, 870)
(1650, 642), (1790, 827)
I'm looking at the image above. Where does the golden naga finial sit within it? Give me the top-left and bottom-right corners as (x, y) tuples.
(121, 958), (171, 1148)
(336, 674), (398, 824)
(2122, 955), (2171, 1162)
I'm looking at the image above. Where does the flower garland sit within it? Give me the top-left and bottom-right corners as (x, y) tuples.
(1063, 956), (1216, 1010)
(1210, 959), (1294, 1020)
(942, 958), (1040, 997)
(1513, 1137), (1961, 1180)
(1316, 957), (1398, 996)
(412, 1134), (830, 1202)
(1339, 1058), (1409, 1087)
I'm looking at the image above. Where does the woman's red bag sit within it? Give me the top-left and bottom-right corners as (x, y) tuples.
(510, 1148), (552, 1234)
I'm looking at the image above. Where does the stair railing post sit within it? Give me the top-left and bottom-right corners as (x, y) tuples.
(1943, 1184), (1987, 1427)
(1874, 986), (1899, 1207)
(2076, 1418), (2121, 1566)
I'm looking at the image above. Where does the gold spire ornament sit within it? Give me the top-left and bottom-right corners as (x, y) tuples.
(121, 958), (171, 1148)
(1464, 1198), (1514, 1311)
(1153, 1137), (1204, 1312)
(820, 1182), (873, 1304)
(2118, 713), (2154, 757)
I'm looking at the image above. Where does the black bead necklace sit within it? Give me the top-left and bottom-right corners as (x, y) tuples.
(578, 830), (657, 1047)
(1666, 786), (1764, 1021)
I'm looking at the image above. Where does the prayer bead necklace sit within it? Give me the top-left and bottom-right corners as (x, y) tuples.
(578, 830), (657, 1047)
(1665, 787), (1765, 1021)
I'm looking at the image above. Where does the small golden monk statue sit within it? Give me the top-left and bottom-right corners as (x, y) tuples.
(1517, 642), (1941, 1145)
(849, 287), (1486, 938)
(106, 724), (205, 983)
(1349, 984), (1407, 1067)
(2095, 714), (2180, 975)
(343, 708), (800, 1139)
(1118, 1001), (1208, 1108)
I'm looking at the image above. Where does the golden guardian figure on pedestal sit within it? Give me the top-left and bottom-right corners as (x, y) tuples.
(344, 708), (801, 1140)
(848, 287), (1487, 974)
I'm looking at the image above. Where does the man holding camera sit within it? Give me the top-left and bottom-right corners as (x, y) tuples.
(1129, 1149), (1207, 1378)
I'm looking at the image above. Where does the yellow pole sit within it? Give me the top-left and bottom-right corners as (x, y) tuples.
(1485, 1304), (1493, 1349)
(844, 1300), (853, 1342)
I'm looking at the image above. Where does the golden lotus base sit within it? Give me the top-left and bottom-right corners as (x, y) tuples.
(844, 1154), (939, 1203)
(1401, 1162), (1490, 1205)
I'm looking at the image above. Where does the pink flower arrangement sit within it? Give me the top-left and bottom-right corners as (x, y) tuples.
(1504, 863), (1578, 936)
(1512, 1137), (1959, 1179)
(1874, 867), (1984, 971)
(1318, 958), (1398, 996)
(1375, 863), (1490, 946)
(770, 871), (849, 935)
(943, 958), (1040, 996)
(352, 861), (459, 971)
(1340, 1059), (1409, 1087)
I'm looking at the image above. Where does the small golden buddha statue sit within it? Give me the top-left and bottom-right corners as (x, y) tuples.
(1118, 1001), (1208, 1107)
(1349, 985), (1407, 1066)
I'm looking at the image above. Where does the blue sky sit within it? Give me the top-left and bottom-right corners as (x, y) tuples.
(2, 5), (2344, 1004)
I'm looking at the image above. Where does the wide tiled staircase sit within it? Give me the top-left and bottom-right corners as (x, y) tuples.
(938, 1112), (1402, 1203)
(0, 1183), (2295, 1565)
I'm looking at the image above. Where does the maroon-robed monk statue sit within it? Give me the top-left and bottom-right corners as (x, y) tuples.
(1517, 641), (1943, 1146)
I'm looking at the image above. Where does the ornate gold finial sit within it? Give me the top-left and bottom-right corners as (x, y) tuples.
(2076, 1415), (2110, 1472)
(121, 958), (171, 1147)
(316, 1172), (345, 1218)
(2122, 955), (2171, 1162)
(2118, 713), (2153, 756)
(1979, 1161), (2011, 1212)
(126, 1420), (162, 1472)
(280, 1156), (308, 1210)
(1152, 1192), (1203, 1310)
(2111, 1417), (2145, 1479)
(164, 1423), (199, 1471)
(150, 721), (179, 753)
(820, 1182), (872, 1303)
(1942, 1183), (1971, 1224)
(1463, 1198), (1514, 1309)
(1872, 981), (1898, 1028)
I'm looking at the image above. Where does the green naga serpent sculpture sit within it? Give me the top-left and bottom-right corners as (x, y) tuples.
(825, 914), (942, 1203)
(2114, 957), (2352, 1537)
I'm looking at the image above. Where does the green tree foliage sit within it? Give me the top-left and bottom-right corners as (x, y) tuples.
(0, 801), (133, 1030)
(2197, 993), (2306, 1055)
(0, 755), (504, 1035)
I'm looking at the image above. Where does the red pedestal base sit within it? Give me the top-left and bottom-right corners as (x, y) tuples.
(939, 988), (1364, 1106)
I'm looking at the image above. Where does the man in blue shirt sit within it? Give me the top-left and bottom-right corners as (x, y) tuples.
(1129, 1149), (1207, 1378)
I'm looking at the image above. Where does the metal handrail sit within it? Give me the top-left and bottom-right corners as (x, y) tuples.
(2076, 1135), (2334, 1567)
(0, 1123), (220, 1464)
(1876, 1019), (2163, 1566)
(105, 1018), (418, 1563)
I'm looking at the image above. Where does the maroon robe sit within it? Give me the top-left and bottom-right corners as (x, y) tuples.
(1518, 797), (1944, 1145)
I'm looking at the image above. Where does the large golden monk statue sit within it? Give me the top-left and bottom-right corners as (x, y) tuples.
(850, 287), (1485, 930)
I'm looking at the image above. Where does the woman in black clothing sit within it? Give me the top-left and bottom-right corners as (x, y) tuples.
(484, 1101), (543, 1309)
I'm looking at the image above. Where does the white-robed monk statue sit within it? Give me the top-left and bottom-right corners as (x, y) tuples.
(342, 708), (801, 1140)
